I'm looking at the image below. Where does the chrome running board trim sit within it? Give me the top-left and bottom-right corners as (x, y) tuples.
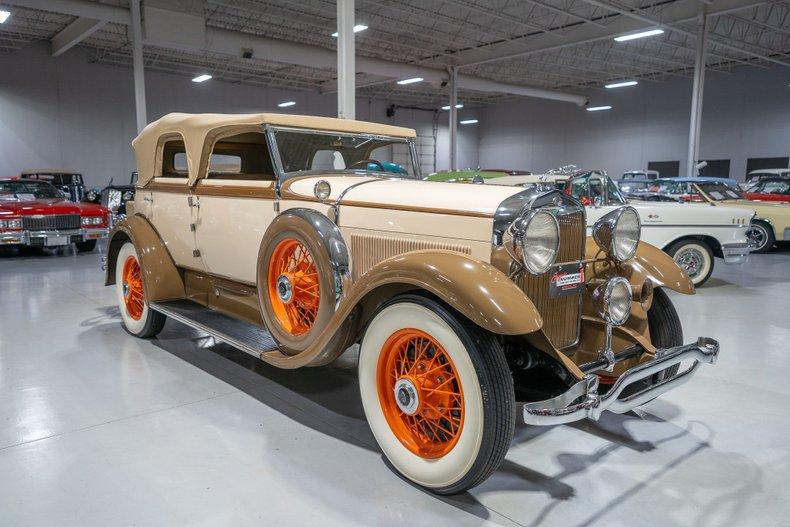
(150, 300), (280, 359)
(521, 337), (719, 425)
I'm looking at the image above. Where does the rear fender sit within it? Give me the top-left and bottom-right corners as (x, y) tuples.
(105, 215), (185, 302)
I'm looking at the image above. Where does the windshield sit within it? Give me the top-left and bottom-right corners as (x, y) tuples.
(0, 180), (65, 200)
(651, 180), (688, 195)
(272, 128), (418, 179)
(619, 180), (649, 191)
(750, 180), (790, 195)
(696, 183), (744, 201)
(566, 173), (627, 205)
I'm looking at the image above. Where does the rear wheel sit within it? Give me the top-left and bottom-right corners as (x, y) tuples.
(115, 242), (165, 338)
(668, 239), (713, 287)
(358, 295), (514, 495)
(747, 220), (775, 253)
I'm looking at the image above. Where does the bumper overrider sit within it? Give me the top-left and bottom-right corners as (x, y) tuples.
(522, 337), (719, 425)
(722, 242), (751, 264)
(0, 228), (109, 246)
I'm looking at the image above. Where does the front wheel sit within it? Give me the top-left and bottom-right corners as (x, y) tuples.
(747, 220), (775, 253)
(668, 239), (713, 287)
(358, 295), (514, 495)
(115, 242), (166, 338)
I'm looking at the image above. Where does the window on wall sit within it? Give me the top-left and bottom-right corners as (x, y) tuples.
(207, 132), (275, 180)
(161, 139), (188, 178)
(699, 159), (731, 178)
(746, 157), (789, 177)
(647, 161), (680, 178)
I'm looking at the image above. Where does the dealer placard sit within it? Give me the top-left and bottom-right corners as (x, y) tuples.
(549, 263), (585, 298)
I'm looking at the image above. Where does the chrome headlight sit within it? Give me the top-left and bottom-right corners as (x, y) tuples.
(508, 209), (560, 274)
(592, 277), (632, 326)
(592, 206), (640, 262)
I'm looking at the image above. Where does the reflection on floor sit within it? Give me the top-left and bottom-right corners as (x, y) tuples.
(1, 243), (789, 526)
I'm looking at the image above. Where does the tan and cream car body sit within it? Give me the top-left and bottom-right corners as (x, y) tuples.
(105, 113), (718, 494)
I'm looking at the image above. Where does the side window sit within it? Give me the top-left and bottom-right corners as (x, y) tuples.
(161, 139), (188, 178)
(206, 132), (275, 181)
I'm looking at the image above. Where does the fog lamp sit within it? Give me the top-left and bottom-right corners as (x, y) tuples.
(592, 277), (632, 327)
(314, 180), (331, 201)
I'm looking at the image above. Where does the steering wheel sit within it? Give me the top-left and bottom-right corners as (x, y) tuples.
(348, 159), (385, 171)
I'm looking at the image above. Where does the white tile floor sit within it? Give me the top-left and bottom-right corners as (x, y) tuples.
(1, 243), (789, 526)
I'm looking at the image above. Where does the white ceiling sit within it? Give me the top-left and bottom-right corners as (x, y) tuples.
(1, 0), (788, 108)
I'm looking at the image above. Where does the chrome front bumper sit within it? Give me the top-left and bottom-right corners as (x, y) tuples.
(722, 242), (751, 264)
(522, 337), (719, 425)
(0, 228), (109, 246)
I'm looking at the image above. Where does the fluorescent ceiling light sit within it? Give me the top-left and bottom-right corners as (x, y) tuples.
(614, 29), (664, 42)
(0, 10), (11, 24)
(460, 119), (478, 124)
(331, 24), (368, 37)
(191, 74), (212, 83)
(605, 80), (638, 89)
(396, 77), (423, 85)
(586, 105), (612, 112)
(277, 101), (296, 108)
(441, 104), (464, 110)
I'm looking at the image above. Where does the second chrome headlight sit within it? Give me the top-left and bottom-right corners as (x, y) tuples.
(512, 210), (560, 274)
(592, 206), (641, 262)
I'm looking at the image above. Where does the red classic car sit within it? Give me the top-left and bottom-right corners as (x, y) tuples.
(0, 179), (111, 252)
(743, 178), (790, 203)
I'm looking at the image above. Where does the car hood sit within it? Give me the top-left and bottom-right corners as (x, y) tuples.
(716, 199), (790, 228)
(282, 175), (525, 218)
(0, 198), (106, 216)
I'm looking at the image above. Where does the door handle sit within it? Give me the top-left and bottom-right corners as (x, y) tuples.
(187, 195), (200, 208)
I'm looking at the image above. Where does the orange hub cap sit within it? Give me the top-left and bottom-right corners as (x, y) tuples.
(267, 239), (320, 336)
(122, 255), (144, 321)
(377, 328), (465, 459)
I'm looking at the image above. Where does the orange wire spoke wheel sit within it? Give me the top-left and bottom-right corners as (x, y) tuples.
(377, 328), (465, 459)
(267, 238), (321, 336)
(122, 255), (144, 321)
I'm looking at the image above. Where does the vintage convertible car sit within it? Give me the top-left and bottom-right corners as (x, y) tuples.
(471, 170), (754, 286)
(689, 181), (790, 253)
(649, 177), (741, 202)
(104, 113), (719, 494)
(0, 179), (110, 251)
(742, 178), (790, 203)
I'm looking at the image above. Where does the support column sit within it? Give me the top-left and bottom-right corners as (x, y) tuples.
(686, 4), (707, 177)
(130, 0), (147, 133)
(336, 0), (355, 119)
(448, 66), (458, 171)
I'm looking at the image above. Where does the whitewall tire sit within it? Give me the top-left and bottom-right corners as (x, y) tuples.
(669, 240), (713, 287)
(358, 295), (514, 494)
(115, 242), (166, 338)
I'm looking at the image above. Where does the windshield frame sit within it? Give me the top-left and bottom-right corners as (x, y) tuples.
(264, 125), (421, 187)
(693, 182), (744, 202)
(567, 171), (627, 206)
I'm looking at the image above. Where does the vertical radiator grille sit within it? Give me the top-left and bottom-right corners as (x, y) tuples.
(513, 209), (585, 349)
(22, 214), (81, 231)
(350, 232), (471, 280)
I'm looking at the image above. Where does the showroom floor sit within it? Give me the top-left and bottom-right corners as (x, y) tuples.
(1, 244), (788, 527)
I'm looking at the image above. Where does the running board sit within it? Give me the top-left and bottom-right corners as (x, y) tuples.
(150, 300), (280, 359)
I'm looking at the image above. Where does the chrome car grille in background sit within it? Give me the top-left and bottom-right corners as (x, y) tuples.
(22, 214), (81, 231)
(513, 208), (585, 349)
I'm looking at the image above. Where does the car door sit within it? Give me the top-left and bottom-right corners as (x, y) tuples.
(147, 139), (203, 270)
(193, 132), (278, 285)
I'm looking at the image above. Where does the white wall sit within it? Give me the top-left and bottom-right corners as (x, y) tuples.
(0, 42), (478, 186)
(478, 66), (790, 181)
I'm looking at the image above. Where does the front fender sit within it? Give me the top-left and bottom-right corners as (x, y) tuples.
(585, 239), (694, 295)
(349, 250), (543, 336)
(105, 214), (185, 302)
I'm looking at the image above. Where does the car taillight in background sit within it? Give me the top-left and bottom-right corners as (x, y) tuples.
(0, 218), (22, 230)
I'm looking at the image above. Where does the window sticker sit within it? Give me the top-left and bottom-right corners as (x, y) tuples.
(709, 191), (724, 200)
(17, 193), (36, 201)
(725, 191), (739, 198)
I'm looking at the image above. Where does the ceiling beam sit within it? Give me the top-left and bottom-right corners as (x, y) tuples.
(450, 0), (771, 67)
(51, 17), (106, 57)
(5, 0), (588, 105)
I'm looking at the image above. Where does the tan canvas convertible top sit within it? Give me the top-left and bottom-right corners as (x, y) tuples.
(132, 112), (417, 187)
